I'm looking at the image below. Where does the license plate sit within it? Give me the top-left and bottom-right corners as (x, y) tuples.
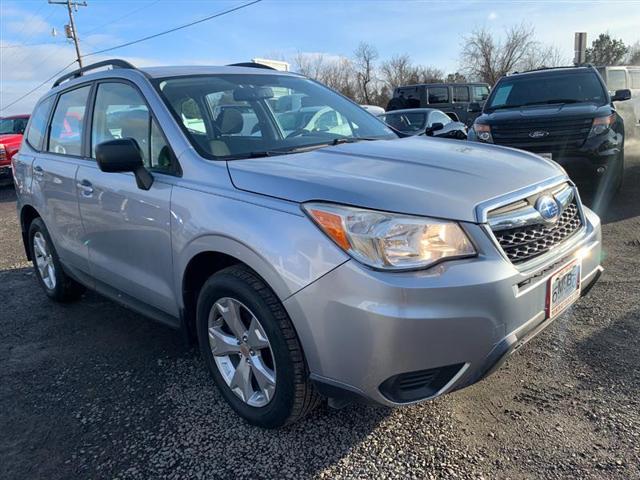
(546, 260), (581, 318)
(539, 152), (553, 160)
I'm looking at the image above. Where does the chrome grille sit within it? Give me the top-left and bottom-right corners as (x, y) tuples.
(488, 184), (584, 265)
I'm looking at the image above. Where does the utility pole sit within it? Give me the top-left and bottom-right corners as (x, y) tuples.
(49, 0), (87, 70)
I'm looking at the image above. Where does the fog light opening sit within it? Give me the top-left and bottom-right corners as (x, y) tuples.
(596, 166), (606, 175)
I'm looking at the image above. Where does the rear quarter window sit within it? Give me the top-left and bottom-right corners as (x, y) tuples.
(25, 97), (54, 150)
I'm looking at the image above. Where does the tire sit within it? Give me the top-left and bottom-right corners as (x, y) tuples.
(28, 217), (85, 302)
(196, 265), (320, 428)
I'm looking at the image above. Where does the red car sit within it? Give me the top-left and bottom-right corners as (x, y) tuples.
(0, 114), (29, 180)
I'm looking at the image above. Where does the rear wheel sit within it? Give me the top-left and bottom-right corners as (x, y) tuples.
(28, 218), (85, 302)
(196, 265), (320, 428)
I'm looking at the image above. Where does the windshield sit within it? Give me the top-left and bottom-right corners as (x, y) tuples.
(0, 117), (27, 135)
(486, 72), (607, 111)
(155, 74), (396, 159)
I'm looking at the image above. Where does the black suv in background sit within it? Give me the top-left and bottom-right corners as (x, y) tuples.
(387, 82), (490, 125)
(468, 66), (631, 191)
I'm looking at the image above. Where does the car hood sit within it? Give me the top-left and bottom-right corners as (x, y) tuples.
(227, 137), (563, 222)
(481, 103), (608, 122)
(0, 133), (23, 145)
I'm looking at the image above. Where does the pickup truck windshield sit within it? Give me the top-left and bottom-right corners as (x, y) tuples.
(486, 72), (607, 111)
(156, 74), (396, 159)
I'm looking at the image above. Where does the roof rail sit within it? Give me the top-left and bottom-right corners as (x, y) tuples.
(52, 59), (137, 88)
(513, 64), (595, 75)
(226, 62), (276, 70)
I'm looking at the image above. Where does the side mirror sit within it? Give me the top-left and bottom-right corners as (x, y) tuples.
(425, 122), (444, 136)
(611, 89), (631, 102)
(468, 102), (482, 113)
(95, 138), (153, 190)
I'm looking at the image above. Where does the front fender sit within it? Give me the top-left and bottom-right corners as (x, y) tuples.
(171, 184), (349, 309)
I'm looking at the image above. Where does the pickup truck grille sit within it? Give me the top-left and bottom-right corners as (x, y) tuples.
(488, 184), (584, 265)
(490, 116), (593, 152)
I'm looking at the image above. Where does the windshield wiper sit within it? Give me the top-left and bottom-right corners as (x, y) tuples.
(523, 99), (580, 106)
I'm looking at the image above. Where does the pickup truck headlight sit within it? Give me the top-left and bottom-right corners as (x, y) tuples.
(588, 113), (615, 137)
(303, 203), (476, 270)
(473, 123), (493, 142)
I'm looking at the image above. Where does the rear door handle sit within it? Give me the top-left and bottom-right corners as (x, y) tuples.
(33, 165), (44, 176)
(77, 179), (94, 195)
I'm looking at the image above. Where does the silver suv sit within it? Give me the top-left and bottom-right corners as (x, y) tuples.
(13, 60), (603, 428)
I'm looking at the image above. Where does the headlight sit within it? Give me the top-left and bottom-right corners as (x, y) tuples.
(588, 113), (615, 137)
(473, 123), (493, 142)
(303, 203), (476, 270)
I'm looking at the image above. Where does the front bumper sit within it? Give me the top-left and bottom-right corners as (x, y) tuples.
(284, 207), (602, 407)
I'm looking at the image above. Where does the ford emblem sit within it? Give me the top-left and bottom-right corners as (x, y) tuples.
(529, 130), (549, 138)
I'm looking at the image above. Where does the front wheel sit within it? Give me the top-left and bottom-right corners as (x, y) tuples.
(196, 265), (320, 428)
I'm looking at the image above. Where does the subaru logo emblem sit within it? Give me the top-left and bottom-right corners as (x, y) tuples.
(535, 195), (561, 224)
(529, 130), (549, 139)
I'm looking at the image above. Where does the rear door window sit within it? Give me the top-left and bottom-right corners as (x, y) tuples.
(453, 86), (470, 103)
(630, 70), (640, 89)
(26, 97), (54, 150)
(48, 86), (91, 156)
(427, 87), (449, 104)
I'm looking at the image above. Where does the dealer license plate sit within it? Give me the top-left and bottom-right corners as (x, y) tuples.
(546, 260), (581, 319)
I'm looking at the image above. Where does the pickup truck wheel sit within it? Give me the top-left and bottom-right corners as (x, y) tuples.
(196, 265), (320, 428)
(28, 218), (85, 302)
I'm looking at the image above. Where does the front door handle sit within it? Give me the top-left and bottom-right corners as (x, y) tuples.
(33, 165), (44, 180)
(77, 179), (94, 195)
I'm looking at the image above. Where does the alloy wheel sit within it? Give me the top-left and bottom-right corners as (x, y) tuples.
(208, 297), (277, 407)
(33, 231), (56, 290)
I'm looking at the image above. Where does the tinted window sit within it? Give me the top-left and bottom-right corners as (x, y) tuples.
(428, 111), (452, 127)
(486, 72), (606, 110)
(471, 85), (490, 102)
(157, 74), (395, 159)
(91, 82), (172, 172)
(0, 117), (28, 135)
(25, 98), (53, 150)
(607, 70), (627, 91)
(453, 86), (469, 102)
(381, 112), (426, 133)
(427, 87), (449, 103)
(48, 86), (90, 156)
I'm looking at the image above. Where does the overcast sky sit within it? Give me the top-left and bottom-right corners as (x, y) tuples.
(1, 0), (639, 115)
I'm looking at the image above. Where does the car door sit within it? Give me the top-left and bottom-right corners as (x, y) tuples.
(31, 85), (92, 275)
(451, 86), (470, 124)
(76, 80), (178, 316)
(426, 86), (453, 116)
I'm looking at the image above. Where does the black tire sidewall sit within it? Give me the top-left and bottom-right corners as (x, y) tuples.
(29, 218), (67, 300)
(196, 270), (297, 428)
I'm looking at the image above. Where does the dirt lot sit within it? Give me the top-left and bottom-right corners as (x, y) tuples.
(1, 147), (639, 480)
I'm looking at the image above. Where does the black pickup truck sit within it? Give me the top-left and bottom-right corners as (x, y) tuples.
(468, 65), (631, 191)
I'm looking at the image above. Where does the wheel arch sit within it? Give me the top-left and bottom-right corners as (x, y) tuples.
(178, 235), (294, 341)
(19, 204), (42, 260)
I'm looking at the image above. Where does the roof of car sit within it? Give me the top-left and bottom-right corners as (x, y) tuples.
(507, 66), (594, 77)
(0, 114), (30, 119)
(139, 65), (301, 78)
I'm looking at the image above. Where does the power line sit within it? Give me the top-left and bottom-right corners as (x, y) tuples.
(0, 60), (76, 113)
(83, 0), (262, 58)
(82, 0), (161, 37)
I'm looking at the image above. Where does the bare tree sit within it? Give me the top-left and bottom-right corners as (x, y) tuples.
(353, 42), (379, 104)
(460, 23), (556, 84)
(380, 54), (415, 89)
(446, 72), (467, 83)
(293, 52), (356, 98)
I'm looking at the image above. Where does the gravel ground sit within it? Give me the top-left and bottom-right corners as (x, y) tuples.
(1, 147), (639, 480)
